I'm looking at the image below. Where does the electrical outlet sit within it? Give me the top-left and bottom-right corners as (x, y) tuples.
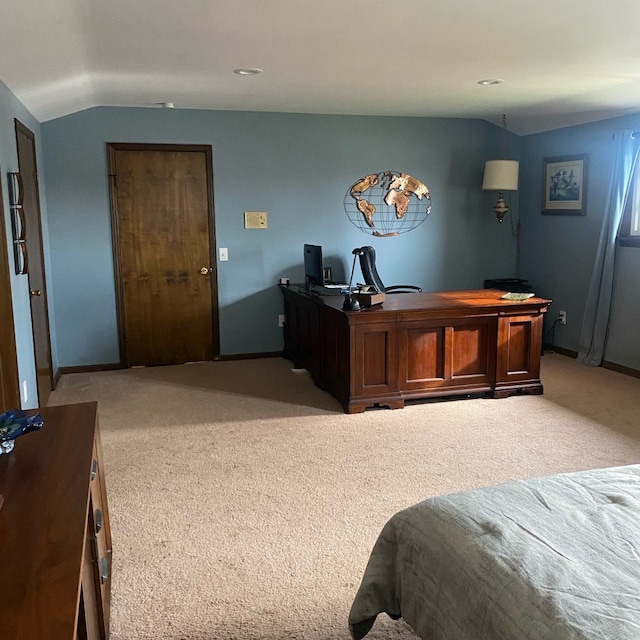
(558, 310), (567, 325)
(278, 314), (286, 328)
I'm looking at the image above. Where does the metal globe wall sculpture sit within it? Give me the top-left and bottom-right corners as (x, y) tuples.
(344, 170), (431, 237)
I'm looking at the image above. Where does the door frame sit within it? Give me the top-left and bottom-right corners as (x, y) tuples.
(0, 170), (21, 410)
(15, 119), (54, 405)
(107, 143), (220, 366)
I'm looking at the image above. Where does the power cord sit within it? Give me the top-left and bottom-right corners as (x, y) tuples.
(543, 317), (562, 354)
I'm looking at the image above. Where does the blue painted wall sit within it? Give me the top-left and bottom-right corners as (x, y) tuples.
(41, 107), (518, 366)
(2, 81), (637, 394)
(521, 114), (640, 370)
(0, 79), (56, 408)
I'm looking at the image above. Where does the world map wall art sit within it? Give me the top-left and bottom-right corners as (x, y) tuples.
(344, 170), (431, 237)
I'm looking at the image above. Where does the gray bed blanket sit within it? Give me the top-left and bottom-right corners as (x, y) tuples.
(349, 464), (640, 640)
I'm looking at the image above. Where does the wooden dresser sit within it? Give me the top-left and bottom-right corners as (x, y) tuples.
(0, 402), (112, 639)
(281, 287), (551, 413)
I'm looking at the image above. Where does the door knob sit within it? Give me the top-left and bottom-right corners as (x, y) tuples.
(30, 289), (42, 296)
(199, 267), (211, 275)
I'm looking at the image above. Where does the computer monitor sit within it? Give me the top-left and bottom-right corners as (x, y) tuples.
(303, 244), (324, 290)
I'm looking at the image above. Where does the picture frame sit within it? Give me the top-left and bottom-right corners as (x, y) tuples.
(542, 154), (588, 216)
(7, 172), (28, 275)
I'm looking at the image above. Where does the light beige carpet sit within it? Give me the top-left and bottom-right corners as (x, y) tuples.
(49, 354), (640, 640)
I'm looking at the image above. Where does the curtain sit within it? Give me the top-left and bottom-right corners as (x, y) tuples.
(577, 130), (640, 366)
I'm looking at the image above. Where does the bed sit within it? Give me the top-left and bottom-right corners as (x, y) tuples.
(349, 465), (640, 640)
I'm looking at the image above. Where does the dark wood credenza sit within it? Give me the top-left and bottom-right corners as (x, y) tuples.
(0, 402), (112, 639)
(281, 287), (551, 413)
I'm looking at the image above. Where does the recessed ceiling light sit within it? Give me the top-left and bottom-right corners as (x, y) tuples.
(477, 79), (505, 86)
(234, 68), (263, 76)
(159, 102), (175, 108)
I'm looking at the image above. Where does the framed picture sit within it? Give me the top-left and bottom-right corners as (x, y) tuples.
(7, 172), (28, 275)
(542, 154), (588, 216)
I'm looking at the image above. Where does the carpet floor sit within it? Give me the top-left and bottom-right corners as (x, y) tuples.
(49, 353), (640, 639)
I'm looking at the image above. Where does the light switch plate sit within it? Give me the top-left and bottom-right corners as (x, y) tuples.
(244, 211), (268, 229)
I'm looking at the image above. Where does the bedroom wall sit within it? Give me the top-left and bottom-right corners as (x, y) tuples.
(41, 107), (519, 366)
(4, 91), (638, 394)
(0, 79), (56, 408)
(520, 113), (640, 371)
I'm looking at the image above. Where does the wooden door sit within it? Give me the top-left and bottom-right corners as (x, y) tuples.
(108, 144), (219, 367)
(0, 171), (21, 411)
(15, 120), (53, 406)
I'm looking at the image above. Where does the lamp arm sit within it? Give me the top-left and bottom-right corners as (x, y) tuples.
(347, 254), (358, 290)
(343, 249), (363, 311)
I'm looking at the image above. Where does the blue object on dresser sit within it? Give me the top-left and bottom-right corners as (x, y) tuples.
(0, 409), (44, 454)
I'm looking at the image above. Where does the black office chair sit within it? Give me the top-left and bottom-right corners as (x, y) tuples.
(357, 246), (422, 294)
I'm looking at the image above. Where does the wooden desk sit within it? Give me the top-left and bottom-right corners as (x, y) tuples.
(0, 402), (112, 639)
(281, 287), (551, 413)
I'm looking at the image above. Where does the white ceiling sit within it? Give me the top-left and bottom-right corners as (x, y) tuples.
(2, 0), (640, 135)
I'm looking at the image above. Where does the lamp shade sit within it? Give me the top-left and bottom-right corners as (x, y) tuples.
(482, 160), (519, 191)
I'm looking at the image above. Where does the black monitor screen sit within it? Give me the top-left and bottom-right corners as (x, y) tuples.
(303, 244), (324, 289)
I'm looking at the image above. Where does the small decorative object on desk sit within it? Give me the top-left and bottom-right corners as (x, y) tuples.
(353, 286), (386, 308)
(501, 292), (535, 301)
(0, 409), (44, 454)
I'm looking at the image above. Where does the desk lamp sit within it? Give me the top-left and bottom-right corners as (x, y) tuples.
(343, 248), (363, 311)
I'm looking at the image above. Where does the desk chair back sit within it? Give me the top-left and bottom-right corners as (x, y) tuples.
(357, 246), (422, 294)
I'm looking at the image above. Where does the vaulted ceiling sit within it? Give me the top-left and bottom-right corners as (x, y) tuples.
(2, 1), (640, 135)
